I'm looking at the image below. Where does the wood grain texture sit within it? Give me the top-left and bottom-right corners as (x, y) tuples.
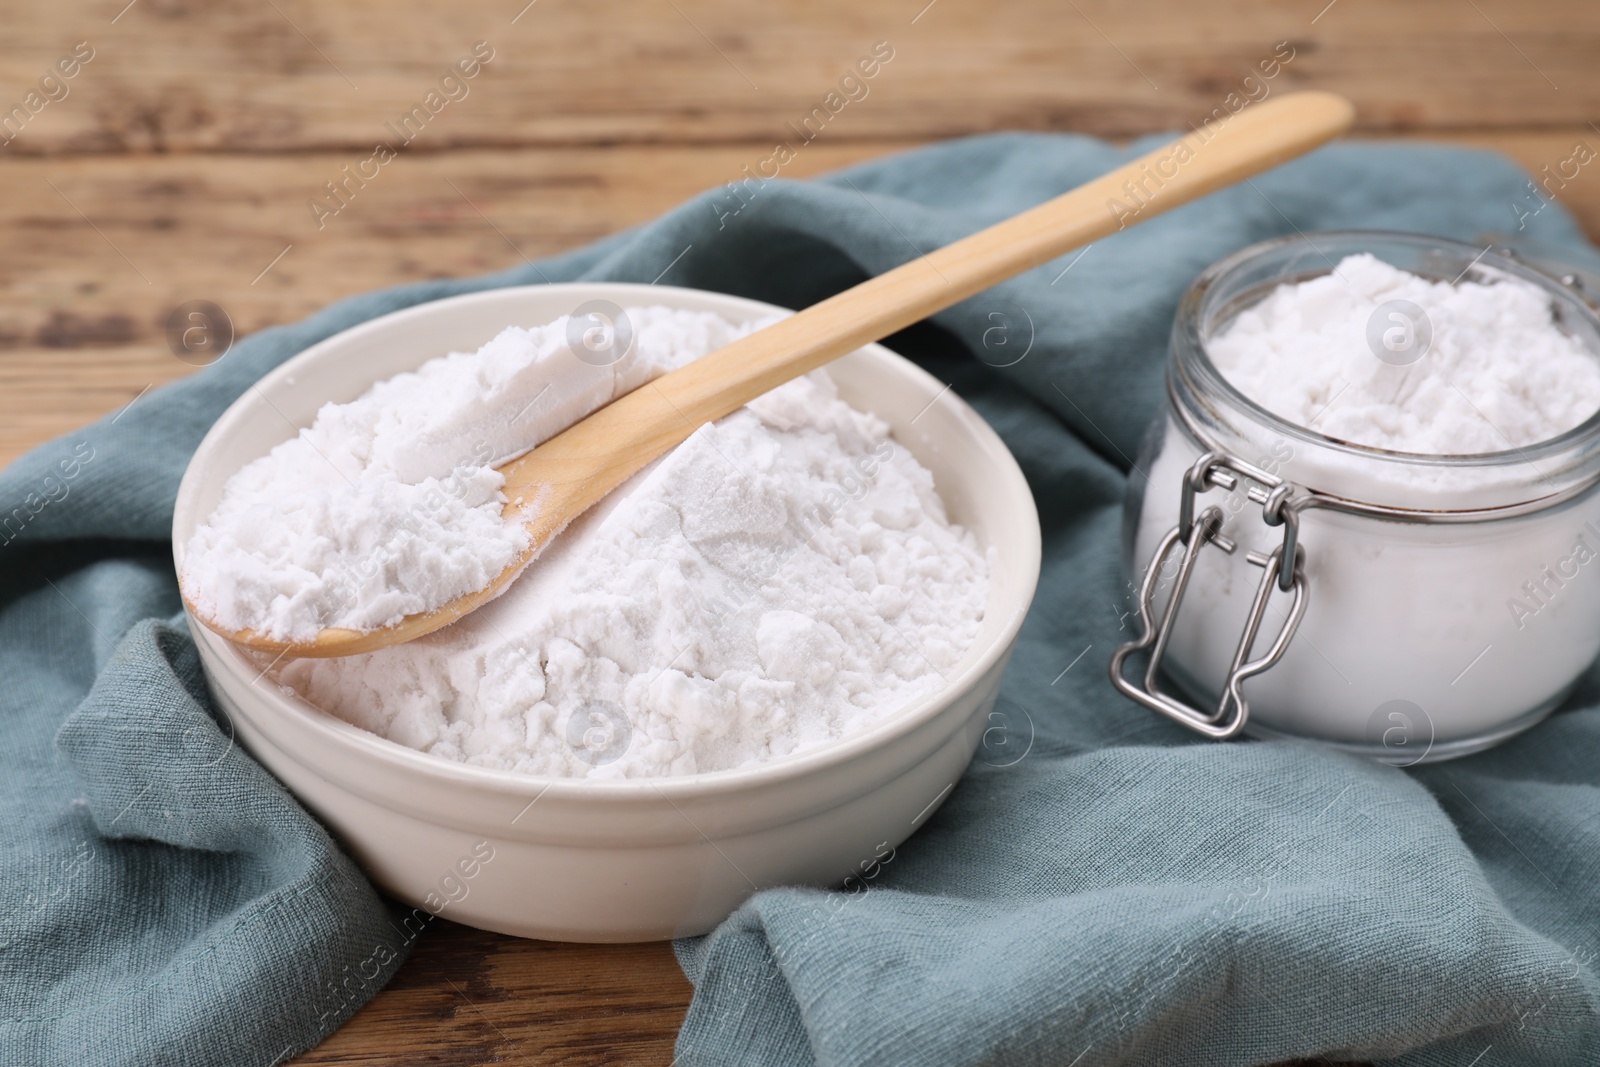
(1, 1), (1594, 1064)
(291, 920), (690, 1066)
(0, 0), (1597, 154)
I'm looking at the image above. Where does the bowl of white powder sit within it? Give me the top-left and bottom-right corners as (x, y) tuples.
(173, 283), (1040, 941)
(1118, 231), (1600, 764)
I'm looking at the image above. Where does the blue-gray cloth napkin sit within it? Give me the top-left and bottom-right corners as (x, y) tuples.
(3, 132), (1598, 1067)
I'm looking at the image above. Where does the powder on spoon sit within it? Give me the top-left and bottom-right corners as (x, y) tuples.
(182, 309), (755, 641)
(1207, 253), (1600, 454)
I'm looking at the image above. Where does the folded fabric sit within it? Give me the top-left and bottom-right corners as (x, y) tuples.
(2, 131), (1597, 1066)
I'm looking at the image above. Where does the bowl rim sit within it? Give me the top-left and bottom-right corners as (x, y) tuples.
(176, 282), (1042, 804)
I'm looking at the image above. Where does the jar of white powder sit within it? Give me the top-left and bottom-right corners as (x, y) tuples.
(1113, 231), (1600, 763)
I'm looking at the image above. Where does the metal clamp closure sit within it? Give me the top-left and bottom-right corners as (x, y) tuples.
(1110, 451), (1310, 738)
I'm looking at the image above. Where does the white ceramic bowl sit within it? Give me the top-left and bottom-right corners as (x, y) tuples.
(174, 283), (1041, 942)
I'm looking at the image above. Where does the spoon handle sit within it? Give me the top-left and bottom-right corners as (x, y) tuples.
(214, 91), (1352, 657)
(504, 91), (1354, 519)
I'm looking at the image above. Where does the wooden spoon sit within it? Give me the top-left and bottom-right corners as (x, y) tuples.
(192, 91), (1354, 657)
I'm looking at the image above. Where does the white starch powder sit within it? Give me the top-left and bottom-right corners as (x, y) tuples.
(1208, 253), (1600, 454)
(189, 308), (990, 778)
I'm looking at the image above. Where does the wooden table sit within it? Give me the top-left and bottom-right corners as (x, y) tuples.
(3, 1), (1596, 1062)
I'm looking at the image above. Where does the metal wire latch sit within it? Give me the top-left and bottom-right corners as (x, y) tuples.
(1109, 450), (1310, 738)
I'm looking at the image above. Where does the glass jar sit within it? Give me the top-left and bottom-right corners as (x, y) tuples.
(1113, 231), (1600, 764)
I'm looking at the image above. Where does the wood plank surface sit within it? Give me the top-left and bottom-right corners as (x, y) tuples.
(291, 921), (691, 1066)
(0, 0), (1596, 154)
(1, 1), (1595, 1064)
